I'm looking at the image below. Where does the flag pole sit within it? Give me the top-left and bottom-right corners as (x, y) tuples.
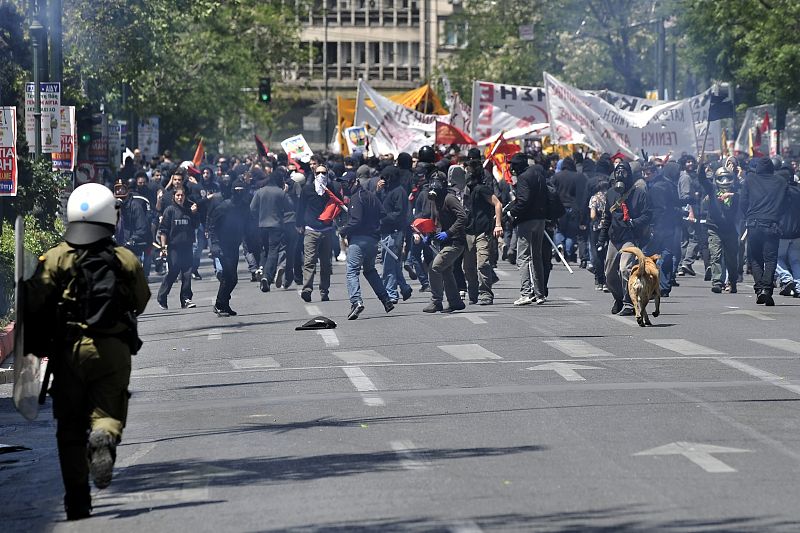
(544, 230), (575, 274)
(483, 130), (505, 168)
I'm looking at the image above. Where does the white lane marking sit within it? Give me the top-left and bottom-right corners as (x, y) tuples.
(305, 305), (322, 316)
(131, 367), (169, 377)
(559, 296), (590, 306)
(333, 350), (391, 364)
(634, 441), (750, 473)
(230, 357), (280, 370)
(129, 354), (800, 380)
(183, 328), (244, 339)
(723, 309), (776, 321)
(342, 366), (385, 407)
(716, 357), (800, 396)
(318, 330), (339, 347)
(449, 521), (484, 533)
(342, 366), (378, 391)
(443, 313), (487, 324)
(495, 270), (510, 278)
(645, 339), (725, 355)
(390, 440), (430, 470)
(527, 362), (602, 381)
(95, 488), (210, 504)
(607, 314), (637, 327)
(544, 340), (614, 358)
(116, 442), (157, 469)
(750, 338), (800, 355)
(207, 328), (222, 341)
(438, 344), (502, 360)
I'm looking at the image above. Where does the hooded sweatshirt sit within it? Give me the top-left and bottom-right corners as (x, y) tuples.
(740, 157), (788, 224)
(600, 161), (652, 245)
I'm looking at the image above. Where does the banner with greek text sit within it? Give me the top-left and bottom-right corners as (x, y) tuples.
(544, 73), (697, 158)
(471, 80), (549, 143)
(52, 106), (76, 171)
(0, 107), (18, 196)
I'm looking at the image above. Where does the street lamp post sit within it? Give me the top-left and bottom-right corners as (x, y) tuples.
(30, 7), (45, 159)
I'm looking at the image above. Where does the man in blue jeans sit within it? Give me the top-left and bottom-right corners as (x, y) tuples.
(338, 173), (395, 319)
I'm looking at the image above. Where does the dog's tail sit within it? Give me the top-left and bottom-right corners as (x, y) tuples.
(621, 246), (646, 267)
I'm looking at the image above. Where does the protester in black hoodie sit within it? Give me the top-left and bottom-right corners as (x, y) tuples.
(207, 179), (249, 316)
(741, 157), (788, 305)
(339, 172), (395, 319)
(644, 162), (681, 296)
(551, 157), (588, 265)
(157, 188), (197, 309)
(598, 161), (652, 315)
(700, 166), (740, 294)
(379, 166), (413, 303)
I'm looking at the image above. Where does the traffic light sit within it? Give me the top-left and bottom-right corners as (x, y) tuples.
(77, 106), (93, 147)
(258, 77), (271, 104)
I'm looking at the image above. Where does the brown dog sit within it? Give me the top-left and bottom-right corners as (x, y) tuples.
(621, 246), (661, 327)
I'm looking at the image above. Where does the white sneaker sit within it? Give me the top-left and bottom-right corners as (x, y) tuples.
(459, 290), (467, 301)
(514, 295), (534, 306)
(337, 252), (347, 261)
(534, 296), (546, 305)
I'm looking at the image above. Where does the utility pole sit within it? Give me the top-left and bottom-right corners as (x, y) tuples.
(656, 17), (666, 99)
(323, 6), (329, 149)
(48, 0), (62, 83)
(30, 0), (45, 159)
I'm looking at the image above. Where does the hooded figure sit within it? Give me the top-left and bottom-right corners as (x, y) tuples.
(598, 161), (652, 315)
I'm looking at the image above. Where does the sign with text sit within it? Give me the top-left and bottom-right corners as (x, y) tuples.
(137, 116), (159, 161)
(545, 73), (697, 158)
(0, 107), (18, 196)
(344, 126), (369, 153)
(471, 80), (549, 143)
(25, 82), (61, 153)
(88, 113), (109, 165)
(52, 106), (76, 171)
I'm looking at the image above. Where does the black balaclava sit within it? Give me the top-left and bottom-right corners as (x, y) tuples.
(612, 161), (634, 194)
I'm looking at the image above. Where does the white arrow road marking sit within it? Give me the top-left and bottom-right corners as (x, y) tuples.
(645, 339), (725, 356)
(608, 314), (638, 327)
(342, 366), (385, 406)
(443, 313), (487, 324)
(318, 330), (339, 348)
(333, 350), (391, 364)
(634, 441), (751, 473)
(438, 344), (502, 360)
(449, 521), (484, 533)
(544, 340), (614, 358)
(716, 357), (800, 396)
(207, 328), (222, 340)
(723, 310), (775, 321)
(750, 338), (800, 354)
(305, 305), (322, 316)
(390, 440), (430, 470)
(526, 362), (603, 381)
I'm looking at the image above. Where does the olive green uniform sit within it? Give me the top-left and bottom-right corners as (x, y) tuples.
(24, 241), (150, 507)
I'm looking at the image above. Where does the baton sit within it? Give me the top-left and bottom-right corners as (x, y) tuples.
(38, 360), (51, 405)
(545, 231), (575, 274)
(379, 239), (399, 261)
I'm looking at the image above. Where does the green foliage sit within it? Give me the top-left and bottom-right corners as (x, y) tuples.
(681, 0), (800, 107)
(0, 2), (29, 107)
(13, 158), (71, 231)
(62, 0), (306, 152)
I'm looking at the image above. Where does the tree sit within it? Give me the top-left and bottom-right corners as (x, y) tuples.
(680, 0), (800, 108)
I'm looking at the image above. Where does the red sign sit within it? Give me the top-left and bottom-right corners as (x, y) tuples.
(0, 107), (18, 196)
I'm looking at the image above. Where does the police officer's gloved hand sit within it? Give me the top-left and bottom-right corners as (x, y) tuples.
(435, 231), (448, 242)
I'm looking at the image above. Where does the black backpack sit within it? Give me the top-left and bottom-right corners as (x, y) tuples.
(68, 241), (127, 330)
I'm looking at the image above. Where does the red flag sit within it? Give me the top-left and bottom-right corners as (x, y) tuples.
(484, 132), (521, 161)
(411, 218), (437, 234)
(318, 188), (348, 224)
(493, 153), (514, 184)
(435, 121), (477, 145)
(192, 138), (204, 167)
(760, 111), (771, 133)
(254, 134), (268, 157)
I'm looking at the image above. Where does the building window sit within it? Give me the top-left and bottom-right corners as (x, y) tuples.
(355, 42), (366, 65)
(440, 20), (467, 48)
(397, 42), (408, 66)
(382, 41), (395, 65)
(410, 42), (420, 64)
(340, 41), (352, 66)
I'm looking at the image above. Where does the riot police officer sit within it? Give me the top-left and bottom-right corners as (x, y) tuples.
(23, 183), (150, 520)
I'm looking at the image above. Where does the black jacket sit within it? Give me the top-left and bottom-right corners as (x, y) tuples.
(509, 166), (547, 224)
(647, 173), (681, 230)
(159, 203), (196, 246)
(296, 178), (343, 231)
(779, 184), (800, 239)
(551, 162), (588, 223)
(117, 196), (150, 246)
(741, 158), (788, 224)
(425, 193), (467, 243)
(207, 196), (247, 251)
(700, 178), (740, 234)
(600, 164), (652, 246)
(340, 186), (384, 239)
(379, 181), (409, 234)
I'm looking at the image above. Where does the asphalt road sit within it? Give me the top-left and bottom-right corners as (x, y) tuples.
(2, 254), (800, 532)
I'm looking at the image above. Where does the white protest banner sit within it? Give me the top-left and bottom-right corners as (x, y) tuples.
(544, 73), (697, 159)
(280, 134), (313, 160)
(734, 104), (773, 156)
(471, 80), (549, 143)
(0, 107), (18, 196)
(25, 82), (61, 153)
(601, 88), (720, 155)
(137, 116), (159, 161)
(344, 126), (369, 153)
(354, 80), (439, 156)
(52, 106), (76, 171)
(449, 92), (472, 136)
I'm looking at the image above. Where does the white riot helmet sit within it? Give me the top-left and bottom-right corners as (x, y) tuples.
(65, 183), (118, 245)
